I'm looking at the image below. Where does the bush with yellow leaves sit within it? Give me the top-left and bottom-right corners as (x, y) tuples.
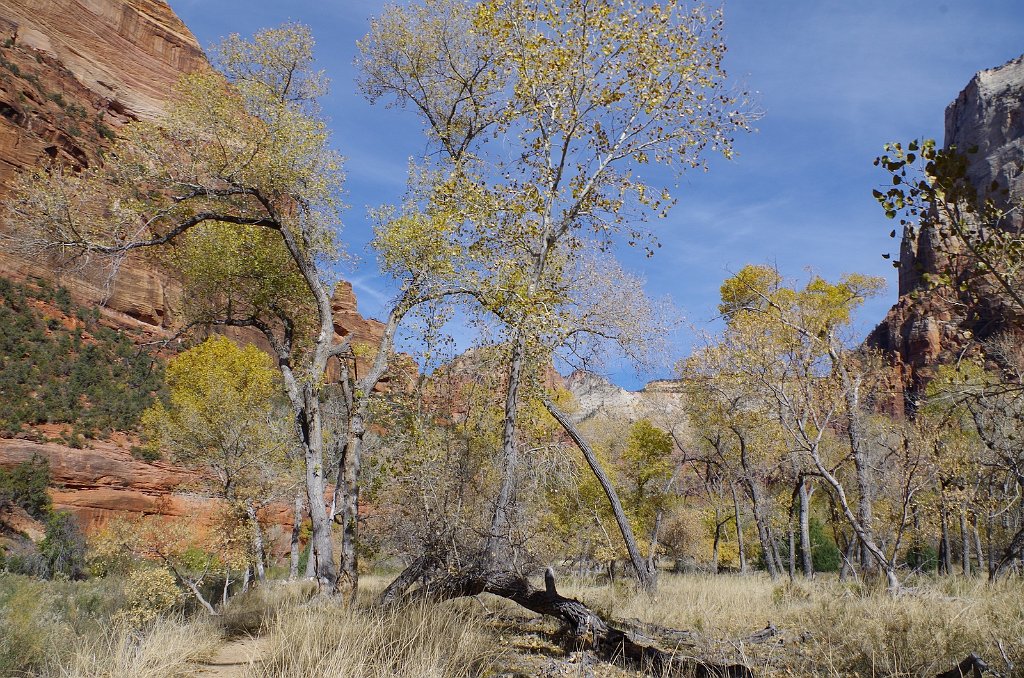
(114, 567), (182, 627)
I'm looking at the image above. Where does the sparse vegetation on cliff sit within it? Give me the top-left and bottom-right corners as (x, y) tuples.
(0, 277), (165, 440)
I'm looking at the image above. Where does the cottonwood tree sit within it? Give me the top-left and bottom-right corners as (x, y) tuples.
(690, 266), (911, 590)
(360, 0), (753, 597)
(682, 350), (788, 578)
(141, 335), (294, 584)
(5, 24), (450, 598)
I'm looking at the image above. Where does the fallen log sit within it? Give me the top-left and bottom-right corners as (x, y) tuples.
(391, 564), (753, 677)
(935, 653), (990, 678)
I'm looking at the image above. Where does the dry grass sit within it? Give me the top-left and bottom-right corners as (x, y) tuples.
(49, 615), (220, 678)
(7, 569), (1019, 677)
(247, 597), (503, 678)
(0, 572), (219, 677)
(560, 572), (1024, 676)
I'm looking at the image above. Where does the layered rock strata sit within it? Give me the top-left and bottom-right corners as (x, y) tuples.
(0, 0), (390, 541)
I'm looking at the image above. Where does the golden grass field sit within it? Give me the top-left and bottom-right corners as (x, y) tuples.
(2, 571), (1021, 677)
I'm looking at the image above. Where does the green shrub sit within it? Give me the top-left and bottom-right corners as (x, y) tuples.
(809, 517), (841, 573)
(0, 455), (51, 519)
(40, 511), (86, 579)
(906, 541), (939, 572)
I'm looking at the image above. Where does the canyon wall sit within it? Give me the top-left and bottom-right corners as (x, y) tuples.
(0, 0), (387, 548)
(867, 54), (1024, 412)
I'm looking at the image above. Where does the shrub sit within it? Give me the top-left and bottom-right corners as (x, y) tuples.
(40, 510), (87, 579)
(115, 567), (182, 627)
(809, 517), (841, 572)
(0, 455), (51, 519)
(906, 541), (939, 572)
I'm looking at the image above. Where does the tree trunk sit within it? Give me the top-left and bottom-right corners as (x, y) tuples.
(335, 426), (363, 604)
(960, 510), (971, 577)
(712, 512), (722, 574)
(732, 485), (747, 574)
(807, 442), (899, 591)
(545, 399), (657, 591)
(799, 478), (814, 577)
(647, 509), (664, 577)
(390, 565), (752, 678)
(303, 541), (316, 579)
(734, 430), (779, 580)
(986, 514), (996, 580)
(787, 522), (796, 581)
(838, 366), (876, 573)
(748, 484), (777, 579)
(296, 384), (337, 590)
(486, 328), (528, 564)
(289, 492), (303, 580)
(246, 501), (266, 583)
(839, 535), (856, 582)
(972, 516), (984, 575)
(939, 506), (952, 575)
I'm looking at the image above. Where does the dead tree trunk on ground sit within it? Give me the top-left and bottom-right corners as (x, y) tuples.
(383, 559), (751, 677)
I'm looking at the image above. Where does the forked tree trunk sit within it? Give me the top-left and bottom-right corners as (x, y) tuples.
(545, 399), (657, 591)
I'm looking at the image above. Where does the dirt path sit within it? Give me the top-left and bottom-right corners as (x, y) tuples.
(196, 636), (268, 677)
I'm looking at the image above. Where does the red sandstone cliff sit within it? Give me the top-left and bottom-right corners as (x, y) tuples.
(0, 0), (205, 333)
(0, 0), (390, 543)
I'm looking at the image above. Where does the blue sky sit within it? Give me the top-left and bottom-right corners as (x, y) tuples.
(167, 0), (1024, 389)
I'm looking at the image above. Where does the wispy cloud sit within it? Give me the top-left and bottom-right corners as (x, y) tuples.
(167, 0), (1024, 386)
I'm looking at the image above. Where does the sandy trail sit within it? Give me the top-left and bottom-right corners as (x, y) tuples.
(196, 635), (267, 677)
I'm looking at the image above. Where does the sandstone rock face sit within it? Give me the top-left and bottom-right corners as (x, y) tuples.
(0, 504), (44, 542)
(0, 0), (390, 543)
(868, 54), (1024, 408)
(0, 437), (295, 552)
(0, 0), (205, 334)
(0, 0), (204, 121)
